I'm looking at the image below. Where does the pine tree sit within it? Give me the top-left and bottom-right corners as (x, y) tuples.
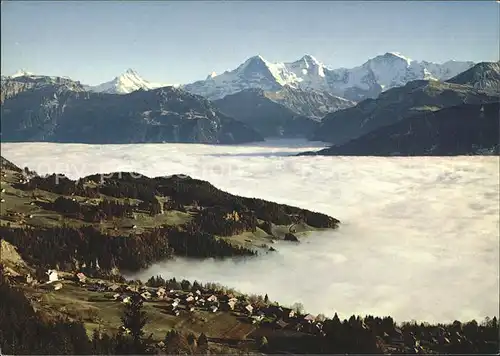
(197, 332), (209, 354)
(121, 295), (148, 354)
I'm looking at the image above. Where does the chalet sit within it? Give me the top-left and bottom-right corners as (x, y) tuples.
(251, 314), (264, 323)
(303, 314), (315, 323)
(131, 225), (137, 229)
(195, 289), (202, 295)
(28, 214), (34, 218)
(126, 285), (139, 293)
(276, 319), (288, 329)
(157, 287), (166, 298)
(207, 295), (218, 303)
(108, 284), (120, 292)
(140, 291), (152, 300)
(1, 188), (5, 193)
(53, 282), (63, 291)
(76, 272), (86, 283)
(46, 269), (59, 283)
(156, 341), (165, 349)
(122, 296), (132, 304)
(245, 304), (254, 315)
(174, 310), (180, 316)
(0, 199), (5, 203)
(113, 293), (121, 300)
(210, 305), (218, 313)
(29, 202), (35, 205)
(172, 300), (180, 308)
(266, 305), (295, 320)
(282, 307), (295, 319)
(26, 274), (34, 285)
(250, 316), (264, 324)
(189, 306), (195, 312)
(197, 299), (206, 306)
(227, 300), (236, 311)
(187, 292), (194, 297)
(185, 296), (194, 303)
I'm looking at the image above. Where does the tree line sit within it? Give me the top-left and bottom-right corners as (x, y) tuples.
(18, 171), (339, 230)
(1, 265), (498, 355)
(0, 224), (254, 274)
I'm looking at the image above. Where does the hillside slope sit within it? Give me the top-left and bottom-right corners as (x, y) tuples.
(446, 61), (500, 92)
(301, 102), (499, 156)
(313, 80), (499, 145)
(1, 83), (264, 144)
(213, 88), (320, 138)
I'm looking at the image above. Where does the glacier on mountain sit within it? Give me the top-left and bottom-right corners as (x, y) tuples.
(183, 52), (475, 101)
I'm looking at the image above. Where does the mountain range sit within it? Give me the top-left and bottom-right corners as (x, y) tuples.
(301, 102), (499, 156)
(183, 53), (474, 101)
(8, 52), (474, 102)
(313, 75), (500, 145)
(83, 68), (174, 94)
(0, 78), (263, 144)
(2, 56), (498, 153)
(301, 62), (500, 156)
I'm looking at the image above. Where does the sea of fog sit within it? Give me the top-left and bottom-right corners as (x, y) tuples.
(2, 139), (498, 323)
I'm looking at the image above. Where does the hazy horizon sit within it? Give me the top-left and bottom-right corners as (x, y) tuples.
(2, 140), (498, 323)
(1, 1), (498, 85)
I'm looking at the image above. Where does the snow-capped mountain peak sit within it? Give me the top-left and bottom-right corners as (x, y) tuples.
(182, 52), (476, 101)
(10, 69), (35, 78)
(206, 72), (217, 80)
(88, 68), (169, 94)
(298, 54), (321, 66)
(124, 68), (138, 75)
(386, 52), (412, 63)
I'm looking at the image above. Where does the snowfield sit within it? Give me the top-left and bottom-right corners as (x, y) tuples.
(2, 139), (498, 323)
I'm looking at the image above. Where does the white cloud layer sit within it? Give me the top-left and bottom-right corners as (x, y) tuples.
(2, 139), (498, 323)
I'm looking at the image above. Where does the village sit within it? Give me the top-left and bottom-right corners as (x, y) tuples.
(10, 267), (328, 345)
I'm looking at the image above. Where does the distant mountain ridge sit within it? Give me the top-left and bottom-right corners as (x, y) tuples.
(264, 86), (355, 119)
(313, 78), (499, 145)
(84, 68), (174, 94)
(7, 52), (475, 101)
(3, 57), (495, 148)
(1, 79), (263, 144)
(213, 88), (319, 138)
(1, 75), (85, 104)
(183, 53), (475, 101)
(300, 102), (500, 156)
(446, 61), (500, 92)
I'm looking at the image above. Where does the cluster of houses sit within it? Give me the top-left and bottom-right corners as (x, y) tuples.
(78, 280), (327, 335)
(15, 267), (326, 337)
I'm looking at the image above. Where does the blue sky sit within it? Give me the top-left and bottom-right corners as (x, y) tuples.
(1, 1), (498, 85)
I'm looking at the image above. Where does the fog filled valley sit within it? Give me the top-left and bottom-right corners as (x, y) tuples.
(2, 139), (498, 323)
